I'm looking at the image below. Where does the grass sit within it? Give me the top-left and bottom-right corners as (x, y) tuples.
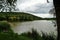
(20, 29), (56, 40)
(0, 21), (57, 40)
(0, 33), (32, 40)
(0, 29), (56, 40)
(0, 21), (13, 32)
(0, 21), (32, 40)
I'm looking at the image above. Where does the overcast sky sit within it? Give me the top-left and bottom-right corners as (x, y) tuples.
(16, 0), (54, 18)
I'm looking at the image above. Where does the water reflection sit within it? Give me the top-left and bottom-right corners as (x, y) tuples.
(11, 20), (57, 35)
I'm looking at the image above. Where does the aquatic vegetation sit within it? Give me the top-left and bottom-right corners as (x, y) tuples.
(0, 29), (56, 40)
(20, 29), (56, 40)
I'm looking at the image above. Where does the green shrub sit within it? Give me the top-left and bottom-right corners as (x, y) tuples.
(20, 29), (56, 40)
(0, 32), (32, 40)
(0, 21), (32, 40)
(0, 21), (12, 32)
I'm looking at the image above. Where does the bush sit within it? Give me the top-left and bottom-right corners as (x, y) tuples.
(20, 29), (56, 40)
(0, 21), (32, 40)
(0, 32), (32, 40)
(0, 21), (12, 32)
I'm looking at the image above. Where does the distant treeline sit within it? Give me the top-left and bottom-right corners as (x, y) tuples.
(0, 12), (56, 22)
(41, 18), (56, 20)
(0, 12), (42, 22)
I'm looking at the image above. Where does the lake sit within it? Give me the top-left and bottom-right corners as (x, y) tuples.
(10, 20), (57, 35)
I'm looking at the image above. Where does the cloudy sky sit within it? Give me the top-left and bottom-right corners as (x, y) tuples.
(16, 0), (54, 18)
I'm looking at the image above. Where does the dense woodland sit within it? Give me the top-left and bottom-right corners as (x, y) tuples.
(0, 12), (55, 22)
(0, 12), (42, 21)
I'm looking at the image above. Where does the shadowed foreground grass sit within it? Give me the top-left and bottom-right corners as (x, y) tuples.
(0, 21), (57, 40)
(20, 29), (56, 40)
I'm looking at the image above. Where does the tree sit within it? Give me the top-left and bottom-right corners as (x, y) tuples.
(0, 0), (17, 12)
(53, 0), (60, 40)
(7, 0), (17, 5)
(49, 8), (55, 15)
(47, 0), (49, 3)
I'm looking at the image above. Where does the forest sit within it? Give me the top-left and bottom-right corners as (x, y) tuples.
(0, 12), (56, 22)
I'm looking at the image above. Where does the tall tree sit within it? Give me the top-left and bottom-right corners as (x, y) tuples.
(7, 0), (17, 5)
(7, 0), (17, 12)
(53, 0), (60, 40)
(0, 0), (17, 12)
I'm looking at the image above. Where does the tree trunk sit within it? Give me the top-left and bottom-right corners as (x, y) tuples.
(53, 0), (60, 40)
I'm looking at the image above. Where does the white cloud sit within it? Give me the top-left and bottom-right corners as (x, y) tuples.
(31, 13), (54, 18)
(23, 3), (53, 13)
(16, 0), (54, 18)
(16, 0), (47, 11)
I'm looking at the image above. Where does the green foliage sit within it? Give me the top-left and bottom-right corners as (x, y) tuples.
(42, 32), (55, 40)
(0, 33), (32, 40)
(0, 0), (17, 12)
(20, 29), (56, 40)
(0, 21), (12, 32)
(7, 0), (17, 5)
(0, 12), (42, 22)
(0, 21), (32, 40)
(0, 12), (56, 21)
(0, 16), (6, 21)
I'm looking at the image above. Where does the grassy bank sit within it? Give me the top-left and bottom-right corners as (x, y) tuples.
(0, 21), (56, 40)
(0, 29), (56, 40)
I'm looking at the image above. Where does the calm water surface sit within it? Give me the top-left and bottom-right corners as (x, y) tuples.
(10, 20), (57, 35)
